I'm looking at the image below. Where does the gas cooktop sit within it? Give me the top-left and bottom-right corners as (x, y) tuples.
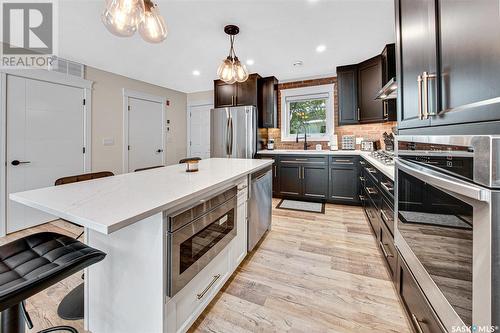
(370, 150), (395, 165)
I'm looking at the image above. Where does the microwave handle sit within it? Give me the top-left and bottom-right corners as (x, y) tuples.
(396, 159), (490, 202)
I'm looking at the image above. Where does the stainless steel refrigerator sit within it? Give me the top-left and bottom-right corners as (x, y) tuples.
(210, 106), (257, 158)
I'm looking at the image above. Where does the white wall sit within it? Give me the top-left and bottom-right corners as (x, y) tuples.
(85, 67), (187, 174)
(187, 90), (213, 106)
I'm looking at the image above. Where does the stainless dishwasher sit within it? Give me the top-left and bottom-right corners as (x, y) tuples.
(248, 166), (272, 251)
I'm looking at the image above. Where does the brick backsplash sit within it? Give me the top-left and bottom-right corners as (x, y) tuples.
(259, 77), (396, 150)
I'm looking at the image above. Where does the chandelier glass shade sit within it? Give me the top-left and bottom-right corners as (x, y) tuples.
(102, 0), (168, 43)
(217, 25), (249, 83)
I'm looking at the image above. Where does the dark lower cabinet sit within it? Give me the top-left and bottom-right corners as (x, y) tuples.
(278, 164), (302, 197)
(328, 156), (359, 204)
(397, 255), (446, 333)
(303, 165), (328, 199)
(258, 155), (279, 196)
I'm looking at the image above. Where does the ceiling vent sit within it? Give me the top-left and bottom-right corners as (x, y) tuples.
(48, 57), (84, 78)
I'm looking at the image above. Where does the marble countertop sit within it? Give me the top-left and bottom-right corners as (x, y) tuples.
(257, 149), (394, 180)
(10, 158), (273, 234)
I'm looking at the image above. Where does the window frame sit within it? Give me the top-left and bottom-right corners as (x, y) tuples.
(280, 84), (335, 142)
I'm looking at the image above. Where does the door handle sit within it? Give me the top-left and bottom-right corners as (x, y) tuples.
(156, 149), (163, 153)
(11, 160), (31, 166)
(417, 74), (423, 120)
(422, 71), (437, 119)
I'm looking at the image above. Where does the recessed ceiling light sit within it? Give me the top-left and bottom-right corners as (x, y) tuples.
(316, 44), (326, 53)
(293, 60), (303, 67)
(246, 59), (255, 66)
(192, 70), (201, 76)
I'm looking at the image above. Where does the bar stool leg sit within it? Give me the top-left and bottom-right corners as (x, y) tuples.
(1, 303), (25, 333)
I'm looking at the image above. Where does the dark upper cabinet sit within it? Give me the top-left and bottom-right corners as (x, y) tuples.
(396, 0), (500, 130)
(336, 44), (396, 125)
(258, 76), (278, 128)
(214, 74), (261, 108)
(433, 0), (500, 126)
(337, 65), (359, 125)
(396, 0), (436, 129)
(214, 81), (236, 108)
(358, 56), (384, 123)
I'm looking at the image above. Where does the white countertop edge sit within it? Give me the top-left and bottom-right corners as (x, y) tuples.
(9, 160), (274, 235)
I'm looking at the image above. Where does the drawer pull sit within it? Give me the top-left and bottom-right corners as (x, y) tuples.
(334, 159), (352, 163)
(411, 314), (425, 333)
(366, 167), (377, 174)
(380, 209), (391, 223)
(197, 274), (221, 300)
(380, 181), (394, 192)
(366, 187), (378, 195)
(359, 195), (366, 201)
(359, 161), (366, 165)
(294, 158), (308, 161)
(380, 242), (394, 258)
(359, 176), (365, 181)
(333, 162), (354, 165)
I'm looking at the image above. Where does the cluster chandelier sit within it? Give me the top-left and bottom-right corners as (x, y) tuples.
(102, 0), (168, 43)
(217, 25), (249, 83)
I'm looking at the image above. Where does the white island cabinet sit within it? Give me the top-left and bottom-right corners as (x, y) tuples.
(9, 158), (273, 333)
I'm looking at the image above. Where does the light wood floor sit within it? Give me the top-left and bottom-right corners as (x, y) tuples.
(1, 199), (411, 333)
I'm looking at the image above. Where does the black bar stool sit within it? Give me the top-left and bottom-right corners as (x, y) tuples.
(0, 232), (106, 333)
(53, 172), (114, 321)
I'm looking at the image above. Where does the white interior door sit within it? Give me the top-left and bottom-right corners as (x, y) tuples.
(6, 76), (86, 233)
(127, 97), (164, 172)
(189, 104), (211, 159)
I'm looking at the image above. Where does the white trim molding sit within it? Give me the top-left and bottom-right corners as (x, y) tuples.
(186, 101), (213, 157)
(122, 88), (166, 174)
(280, 84), (335, 142)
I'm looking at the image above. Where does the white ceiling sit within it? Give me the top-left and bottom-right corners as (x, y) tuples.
(58, 0), (395, 93)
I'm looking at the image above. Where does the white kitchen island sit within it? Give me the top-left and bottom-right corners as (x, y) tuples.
(9, 158), (273, 333)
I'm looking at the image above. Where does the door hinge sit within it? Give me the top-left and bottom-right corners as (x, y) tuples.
(128, 145), (131, 151)
(190, 141), (192, 146)
(128, 105), (131, 111)
(82, 147), (86, 154)
(83, 99), (86, 106)
(189, 112), (192, 117)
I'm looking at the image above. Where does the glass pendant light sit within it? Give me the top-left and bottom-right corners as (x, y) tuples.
(101, 0), (145, 37)
(217, 25), (249, 83)
(139, 0), (168, 43)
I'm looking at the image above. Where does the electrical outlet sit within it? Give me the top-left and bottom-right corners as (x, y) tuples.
(356, 137), (363, 144)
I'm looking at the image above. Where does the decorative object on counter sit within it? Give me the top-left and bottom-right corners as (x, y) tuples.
(185, 159), (199, 172)
(383, 132), (395, 151)
(315, 144), (322, 151)
(360, 139), (380, 152)
(217, 25), (249, 84)
(328, 134), (339, 151)
(101, 0), (168, 43)
(370, 150), (394, 165)
(267, 138), (275, 150)
(276, 199), (325, 214)
(341, 135), (356, 150)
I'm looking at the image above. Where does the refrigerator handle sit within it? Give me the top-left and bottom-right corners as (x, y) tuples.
(229, 116), (234, 157)
(225, 115), (231, 157)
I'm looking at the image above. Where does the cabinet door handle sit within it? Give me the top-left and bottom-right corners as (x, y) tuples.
(197, 274), (221, 300)
(379, 241), (394, 258)
(273, 165), (277, 177)
(298, 167), (301, 179)
(417, 74), (423, 120)
(366, 187), (378, 195)
(383, 100), (388, 118)
(422, 72), (437, 119)
(380, 181), (394, 193)
(380, 209), (391, 223)
(411, 314), (425, 333)
(357, 107), (360, 120)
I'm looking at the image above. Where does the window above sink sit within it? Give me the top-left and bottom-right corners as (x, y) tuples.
(280, 84), (334, 142)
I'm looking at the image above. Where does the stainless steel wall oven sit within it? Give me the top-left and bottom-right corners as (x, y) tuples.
(395, 135), (500, 330)
(166, 187), (237, 297)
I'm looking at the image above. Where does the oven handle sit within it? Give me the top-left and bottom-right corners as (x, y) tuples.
(396, 159), (490, 202)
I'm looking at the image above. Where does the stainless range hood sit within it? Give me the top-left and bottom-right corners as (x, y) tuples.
(375, 77), (397, 100)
